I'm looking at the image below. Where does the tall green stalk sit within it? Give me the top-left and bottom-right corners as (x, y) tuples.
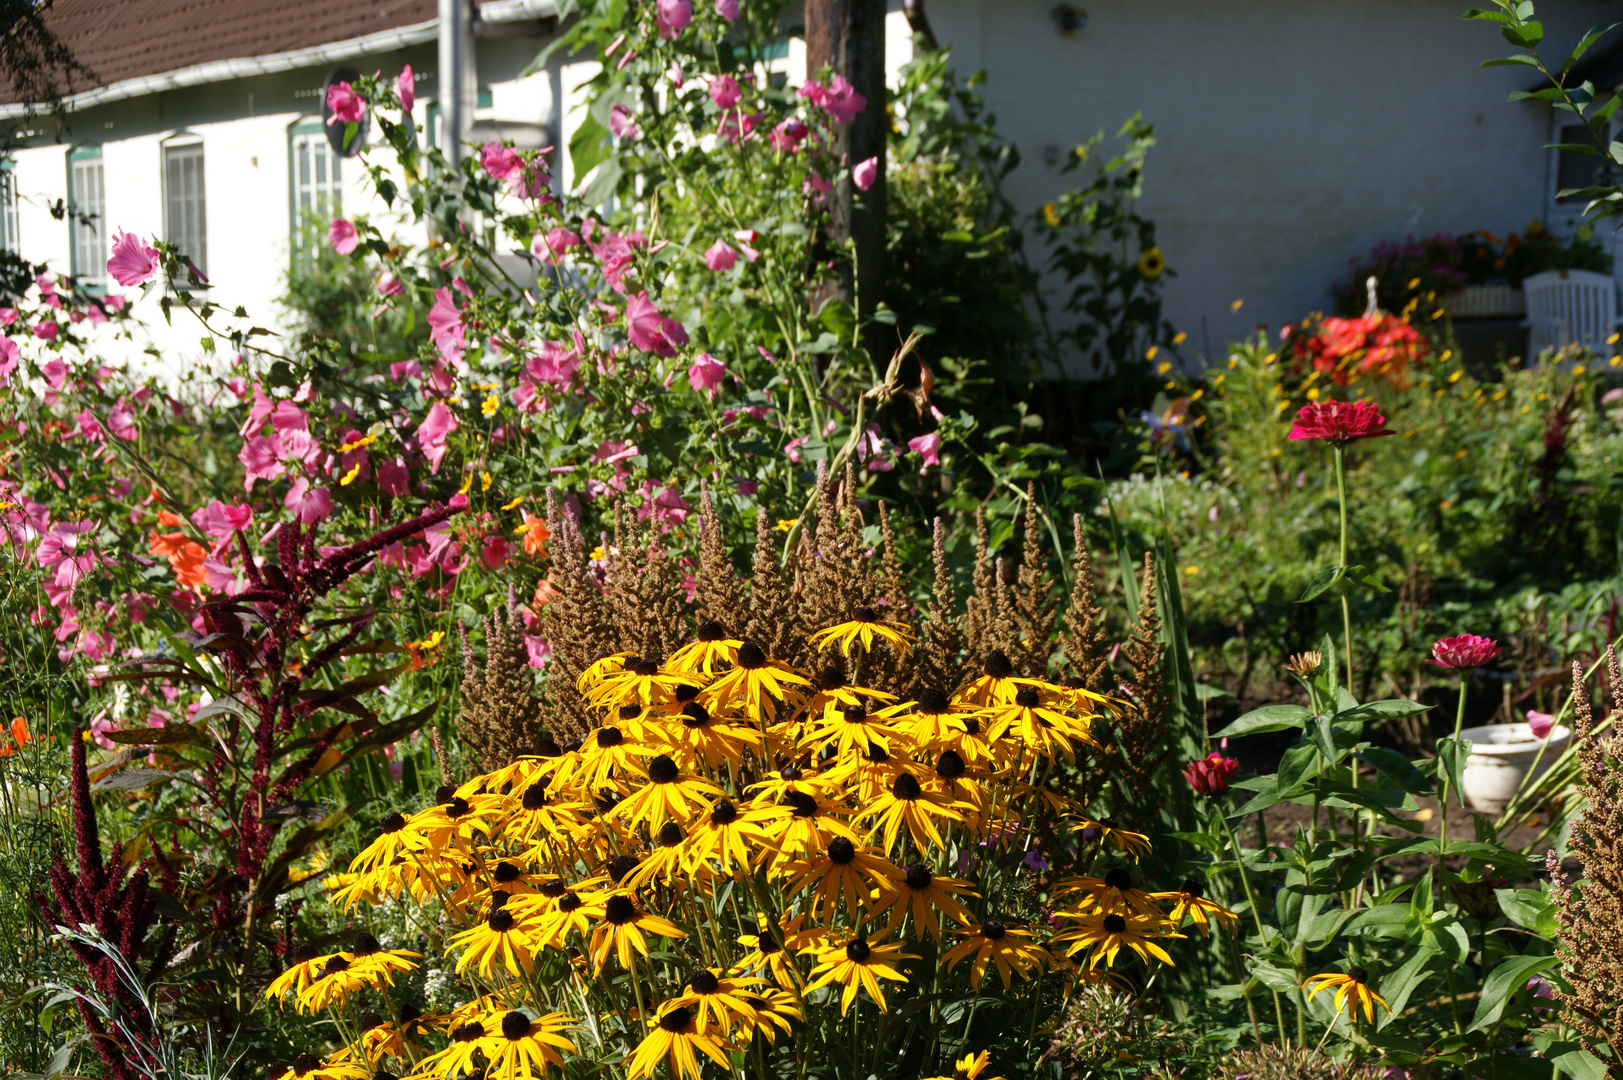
(1333, 445), (1354, 687)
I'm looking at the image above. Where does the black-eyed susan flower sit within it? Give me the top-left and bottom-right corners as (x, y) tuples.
(683, 797), (772, 877)
(1137, 247), (1165, 280)
(408, 791), (505, 852)
(700, 641), (813, 725)
(612, 753), (724, 830)
(810, 606), (916, 658)
(503, 777), (585, 844)
(799, 662), (899, 719)
(923, 1050), (1007, 1080)
(574, 724), (651, 791)
(413, 1018), (490, 1079)
(870, 863), (977, 944)
(880, 687), (973, 743)
(1056, 867), (1164, 918)
(1068, 816), (1154, 861)
(625, 1005), (731, 1080)
(264, 944), (328, 1005)
(760, 788), (859, 860)
(624, 820), (692, 891)
(662, 967), (768, 1036)
(295, 953), (378, 1013)
(267, 1051), (371, 1080)
(666, 620), (742, 674)
(447, 906), (543, 979)
(805, 933), (915, 1014)
(526, 882), (600, 946)
(746, 762), (828, 804)
(482, 1009), (579, 1080)
(736, 920), (800, 990)
(1152, 879), (1240, 937)
(779, 836), (898, 921)
(577, 651), (633, 694)
(983, 685), (1097, 765)
(347, 810), (424, 875)
(858, 769), (965, 852)
(1304, 965), (1390, 1024)
(802, 701), (896, 758)
(1053, 910), (1179, 969)
(650, 703), (762, 771)
(587, 893), (686, 974)
(735, 989), (802, 1044)
(942, 919), (1049, 990)
(954, 650), (1045, 707)
(588, 656), (705, 711)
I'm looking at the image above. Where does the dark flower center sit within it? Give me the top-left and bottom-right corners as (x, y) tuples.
(784, 790), (818, 818)
(488, 909), (515, 932)
(892, 773), (923, 800)
(351, 932), (381, 955)
(1061, 676), (1085, 689)
(843, 703), (867, 723)
(490, 890), (510, 910)
(1348, 965), (1369, 984)
(607, 855), (638, 882)
(293, 1053), (321, 1076)
(1102, 914), (1127, 933)
(781, 764), (804, 780)
(493, 861), (522, 884)
(290, 942), (317, 964)
(358, 1011), (385, 1030)
(501, 1011), (531, 1041)
(904, 864), (932, 890)
(865, 742), (889, 763)
(710, 799), (739, 825)
(452, 1022), (483, 1043)
(539, 879), (568, 898)
(1104, 868), (1132, 890)
(380, 812), (406, 834)
(961, 717), (982, 736)
(535, 733), (562, 757)
(751, 930), (780, 954)
(597, 726), (624, 747)
(521, 782), (550, 810)
(648, 755), (680, 783)
(435, 784), (456, 804)
(629, 658), (660, 676)
(658, 821), (685, 847)
(1179, 878), (1204, 899)
(984, 650), (1013, 678)
(819, 664), (846, 689)
(981, 919), (1007, 939)
(659, 1007), (692, 1032)
(936, 750), (966, 779)
(619, 703), (642, 720)
(322, 955), (350, 976)
(557, 892), (583, 912)
(562, 737), (584, 753)
(853, 606), (877, 622)
(697, 620), (726, 641)
(444, 796), (471, 819)
(846, 936), (871, 962)
(689, 969), (721, 994)
(680, 703), (711, 728)
(604, 895), (637, 925)
(737, 641), (767, 668)
(674, 683), (701, 703)
(827, 837), (857, 864)
(1014, 686), (1040, 708)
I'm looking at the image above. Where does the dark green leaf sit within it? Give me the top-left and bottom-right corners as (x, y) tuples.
(1360, 746), (1434, 795)
(1213, 704), (1310, 739)
(1298, 563), (1345, 603)
(1468, 952), (1558, 1031)
(1437, 737), (1473, 808)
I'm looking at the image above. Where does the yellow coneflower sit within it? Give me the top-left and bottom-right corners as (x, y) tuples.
(412, 1017), (490, 1079)
(1056, 867), (1164, 918)
(625, 1004), (731, 1080)
(1152, 879), (1240, 937)
(760, 788), (860, 860)
(263, 945), (330, 1004)
(682, 797), (773, 877)
(735, 920), (801, 990)
(942, 919), (1050, 990)
(810, 606), (916, 657)
(870, 863), (977, 943)
(954, 650), (1045, 707)
(481, 1009), (579, 1080)
(650, 702), (763, 771)
(624, 820), (694, 891)
(665, 619), (743, 674)
(346, 810), (425, 875)
(779, 836), (898, 921)
(587, 893), (687, 974)
(983, 685), (1097, 765)
(805, 933), (915, 1014)
(857, 769), (965, 853)
(735, 988), (802, 1044)
(612, 753), (724, 830)
(802, 701), (897, 758)
(798, 661), (899, 719)
(1068, 816), (1154, 861)
(447, 906), (544, 979)
(700, 641), (812, 724)
(587, 656), (705, 711)
(266, 1051), (371, 1080)
(661, 967), (768, 1036)
(1053, 910), (1179, 969)
(1304, 965), (1391, 1024)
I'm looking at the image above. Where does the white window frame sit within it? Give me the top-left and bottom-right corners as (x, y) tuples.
(70, 146), (106, 287)
(1547, 114), (1618, 234)
(289, 120), (343, 264)
(163, 136), (208, 280)
(0, 161), (17, 256)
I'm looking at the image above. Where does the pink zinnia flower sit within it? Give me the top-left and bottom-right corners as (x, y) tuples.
(709, 75), (742, 109)
(325, 81), (365, 125)
(609, 104), (639, 141)
(1429, 633), (1500, 671)
(704, 240), (738, 272)
(655, 0), (692, 37)
(108, 230), (160, 287)
(1183, 752), (1240, 797)
(852, 156), (878, 192)
(1286, 399), (1394, 445)
(396, 64), (415, 113)
(328, 218), (359, 254)
(1526, 710), (1555, 740)
(284, 477), (333, 523)
(688, 352), (726, 396)
(416, 400), (459, 474)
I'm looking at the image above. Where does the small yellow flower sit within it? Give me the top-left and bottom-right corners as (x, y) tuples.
(774, 518), (797, 532)
(338, 433), (377, 452)
(1137, 248), (1165, 279)
(480, 471), (493, 491)
(482, 392), (499, 417)
(1172, 331), (1187, 345)
(501, 495), (525, 510)
(1042, 201), (1060, 227)
(1231, 298), (1244, 312)
(457, 473), (473, 495)
(339, 463), (361, 487)
(1146, 345), (1159, 361)
(1304, 966), (1390, 1023)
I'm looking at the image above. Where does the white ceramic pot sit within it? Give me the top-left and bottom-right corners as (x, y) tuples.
(1457, 722), (1572, 815)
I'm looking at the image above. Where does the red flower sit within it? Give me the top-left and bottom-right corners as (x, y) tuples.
(1428, 633), (1500, 671)
(1286, 399), (1394, 444)
(1183, 753), (1240, 797)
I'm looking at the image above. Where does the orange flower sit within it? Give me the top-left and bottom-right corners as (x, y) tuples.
(147, 529), (209, 592)
(516, 511), (551, 557)
(1, 716), (31, 756)
(532, 576), (561, 607)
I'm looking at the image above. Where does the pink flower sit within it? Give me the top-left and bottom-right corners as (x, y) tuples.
(396, 64), (415, 113)
(480, 141), (523, 180)
(1287, 399), (1394, 444)
(688, 352), (726, 396)
(625, 291), (688, 357)
(704, 240), (738, 272)
(715, 0), (738, 18)
(768, 117), (808, 153)
(239, 436), (284, 489)
(1526, 710), (1555, 740)
(376, 273), (404, 297)
(821, 74), (867, 123)
(717, 110), (763, 145)
(107, 230), (160, 287)
(481, 535), (512, 570)
(907, 431), (942, 471)
(33, 321), (57, 340)
(524, 634), (551, 669)
(709, 75), (742, 109)
(637, 480), (692, 529)
(194, 500), (253, 540)
(0, 338), (17, 385)
(108, 403), (139, 441)
(856, 423), (894, 471)
(655, 0), (692, 37)
(427, 287), (465, 364)
(1183, 753), (1240, 797)
(284, 477), (333, 523)
(1429, 633), (1500, 671)
(325, 81), (365, 125)
(37, 520), (101, 590)
(609, 104), (639, 141)
(592, 439), (639, 466)
(416, 401), (459, 474)
(377, 457), (410, 495)
(526, 339), (582, 389)
(328, 218), (359, 254)
(532, 227), (581, 265)
(852, 155), (878, 192)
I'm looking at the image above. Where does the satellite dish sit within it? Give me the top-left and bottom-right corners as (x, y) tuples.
(321, 65), (369, 158)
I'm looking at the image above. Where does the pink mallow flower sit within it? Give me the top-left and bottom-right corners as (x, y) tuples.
(704, 240), (738, 272)
(480, 141), (523, 181)
(329, 218), (359, 254)
(427, 287), (465, 364)
(397, 64), (415, 113)
(416, 400), (459, 474)
(715, 0), (739, 18)
(625, 291), (689, 357)
(284, 477), (333, 523)
(107, 231), (160, 287)
(610, 104), (639, 140)
(688, 352), (726, 397)
(325, 81), (366, 125)
(769, 118), (808, 153)
(852, 156), (878, 192)
(709, 75), (742, 109)
(907, 431), (942, 472)
(532, 228), (580, 265)
(1526, 710), (1555, 741)
(0, 338), (19, 386)
(37, 520), (102, 590)
(655, 0), (692, 38)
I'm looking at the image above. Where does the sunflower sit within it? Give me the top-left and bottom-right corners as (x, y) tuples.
(1152, 879), (1240, 937)
(447, 906), (544, 979)
(1137, 247), (1165, 280)
(662, 967), (768, 1036)
(587, 893), (687, 974)
(954, 650), (1045, 707)
(481, 1009), (579, 1080)
(1069, 816), (1154, 861)
(682, 797), (773, 877)
(267, 1051), (371, 1080)
(942, 919), (1049, 990)
(666, 620), (743, 674)
(982, 685), (1096, 765)
(805, 933), (916, 1014)
(612, 753), (724, 830)
(625, 1005), (732, 1080)
(869, 863), (977, 944)
(779, 836), (898, 921)
(700, 641), (812, 725)
(857, 770), (965, 853)
(735, 920), (801, 990)
(1053, 910), (1179, 969)
(1056, 867), (1163, 919)
(1304, 965), (1391, 1024)
(810, 606), (916, 658)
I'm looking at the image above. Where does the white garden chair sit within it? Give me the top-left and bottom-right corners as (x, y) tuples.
(1521, 269), (1623, 356)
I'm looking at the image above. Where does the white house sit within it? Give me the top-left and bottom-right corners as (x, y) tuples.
(2, 0), (1620, 370)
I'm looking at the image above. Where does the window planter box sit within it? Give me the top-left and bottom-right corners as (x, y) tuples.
(1442, 284), (1526, 319)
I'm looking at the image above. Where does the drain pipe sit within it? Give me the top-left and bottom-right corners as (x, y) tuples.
(438, 0), (475, 159)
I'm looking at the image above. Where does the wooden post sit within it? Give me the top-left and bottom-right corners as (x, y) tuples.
(805, 0), (885, 321)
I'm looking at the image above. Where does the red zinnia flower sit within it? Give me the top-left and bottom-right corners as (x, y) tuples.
(1286, 400), (1394, 444)
(1428, 634), (1499, 671)
(1183, 753), (1240, 797)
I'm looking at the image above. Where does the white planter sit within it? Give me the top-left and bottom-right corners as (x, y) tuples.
(1458, 722), (1571, 815)
(1442, 284), (1527, 319)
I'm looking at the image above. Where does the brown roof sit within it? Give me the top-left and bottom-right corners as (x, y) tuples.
(2, 0), (439, 106)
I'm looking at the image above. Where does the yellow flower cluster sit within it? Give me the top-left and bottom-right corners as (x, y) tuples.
(269, 610), (1236, 1080)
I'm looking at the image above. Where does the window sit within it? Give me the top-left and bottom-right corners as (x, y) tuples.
(0, 161), (16, 255)
(69, 146), (105, 286)
(163, 139), (207, 278)
(289, 122), (341, 261)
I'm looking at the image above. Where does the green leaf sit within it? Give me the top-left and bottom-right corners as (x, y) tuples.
(1213, 704), (1310, 738)
(1552, 1044), (1610, 1080)
(1345, 904), (1413, 938)
(105, 724), (208, 748)
(1360, 746), (1434, 795)
(1341, 699), (1433, 723)
(1502, 20), (1543, 47)
(1277, 740), (1322, 793)
(1229, 776), (1282, 817)
(1377, 945), (1443, 1029)
(1496, 887), (1559, 936)
(1467, 1055), (1557, 1080)
(1511, 86), (1567, 102)
(1298, 563), (1345, 602)
(1565, 23), (1620, 71)
(1469, 952), (1558, 1031)
(1437, 737), (1473, 808)
(1481, 54), (1542, 66)
(1547, 142), (1602, 155)
(90, 769), (187, 793)
(1460, 8), (1516, 24)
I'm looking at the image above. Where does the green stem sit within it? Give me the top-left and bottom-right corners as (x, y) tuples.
(1333, 445), (1353, 687)
(1217, 802), (1286, 1046)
